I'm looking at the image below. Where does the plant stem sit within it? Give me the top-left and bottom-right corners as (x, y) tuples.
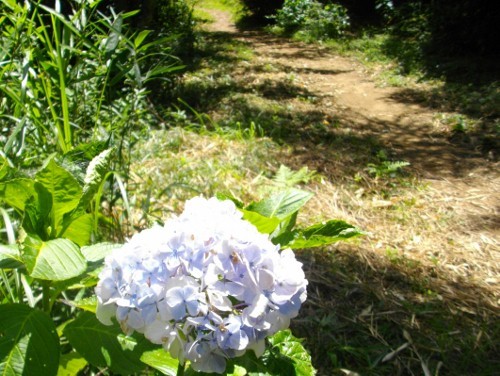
(42, 281), (51, 313)
(176, 362), (185, 376)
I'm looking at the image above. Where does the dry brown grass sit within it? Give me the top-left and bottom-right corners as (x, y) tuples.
(127, 128), (285, 225)
(303, 176), (499, 308)
(296, 173), (499, 374)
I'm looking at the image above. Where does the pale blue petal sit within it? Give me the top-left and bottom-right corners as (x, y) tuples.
(186, 299), (200, 316)
(166, 287), (185, 306)
(169, 302), (186, 321)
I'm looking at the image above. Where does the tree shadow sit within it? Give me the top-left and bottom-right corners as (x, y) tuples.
(375, 34), (500, 160)
(467, 212), (500, 233)
(215, 96), (387, 179)
(386, 85), (499, 160)
(293, 246), (499, 375)
(218, 91), (497, 179)
(379, 28), (500, 86)
(245, 61), (351, 77)
(191, 31), (254, 67)
(337, 109), (492, 178)
(171, 68), (318, 115)
(175, 27), (498, 181)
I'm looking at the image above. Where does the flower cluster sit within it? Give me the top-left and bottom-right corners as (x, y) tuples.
(95, 197), (308, 373)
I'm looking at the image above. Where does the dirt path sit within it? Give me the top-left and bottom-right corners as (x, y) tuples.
(199, 10), (499, 301)
(204, 11), (498, 172)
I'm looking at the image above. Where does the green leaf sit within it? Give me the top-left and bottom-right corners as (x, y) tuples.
(273, 165), (315, 188)
(0, 156), (13, 181)
(140, 348), (179, 376)
(21, 183), (53, 239)
(35, 157), (82, 233)
(63, 141), (108, 164)
(134, 30), (151, 49)
(301, 220), (361, 239)
(81, 242), (121, 263)
(184, 360), (251, 376)
(270, 211), (298, 243)
(242, 210), (280, 234)
(266, 330), (316, 375)
(67, 149), (113, 223)
(221, 331), (315, 376)
(61, 213), (93, 247)
(0, 244), (23, 269)
(51, 273), (100, 301)
(21, 236), (86, 281)
(83, 150), (113, 196)
(226, 352), (273, 376)
(246, 189), (313, 220)
(145, 65), (185, 80)
(105, 15), (123, 57)
(216, 193), (244, 208)
(271, 229), (298, 248)
(228, 364), (248, 376)
(57, 352), (87, 376)
(0, 304), (60, 376)
(62, 296), (97, 313)
(64, 312), (154, 374)
(0, 178), (35, 213)
(3, 118), (26, 157)
(117, 334), (140, 351)
(287, 220), (362, 249)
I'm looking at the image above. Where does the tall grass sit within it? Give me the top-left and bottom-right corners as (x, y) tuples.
(0, 0), (181, 168)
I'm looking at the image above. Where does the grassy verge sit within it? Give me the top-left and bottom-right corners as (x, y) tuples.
(129, 127), (283, 224)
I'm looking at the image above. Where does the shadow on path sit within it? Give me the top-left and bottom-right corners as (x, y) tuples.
(184, 27), (498, 181)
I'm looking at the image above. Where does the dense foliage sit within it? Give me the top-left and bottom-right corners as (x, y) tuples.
(354, 0), (499, 57)
(240, 0), (284, 20)
(248, 0), (499, 58)
(0, 0), (181, 171)
(426, 0), (500, 56)
(273, 0), (350, 40)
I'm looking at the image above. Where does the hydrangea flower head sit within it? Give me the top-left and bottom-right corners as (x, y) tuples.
(95, 197), (308, 373)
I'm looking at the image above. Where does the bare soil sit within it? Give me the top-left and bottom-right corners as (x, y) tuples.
(199, 11), (499, 308)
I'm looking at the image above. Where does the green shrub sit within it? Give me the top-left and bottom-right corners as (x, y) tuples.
(274, 0), (350, 40)
(378, 0), (499, 57)
(154, 0), (196, 57)
(300, 2), (351, 40)
(274, 0), (313, 31)
(427, 0), (500, 56)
